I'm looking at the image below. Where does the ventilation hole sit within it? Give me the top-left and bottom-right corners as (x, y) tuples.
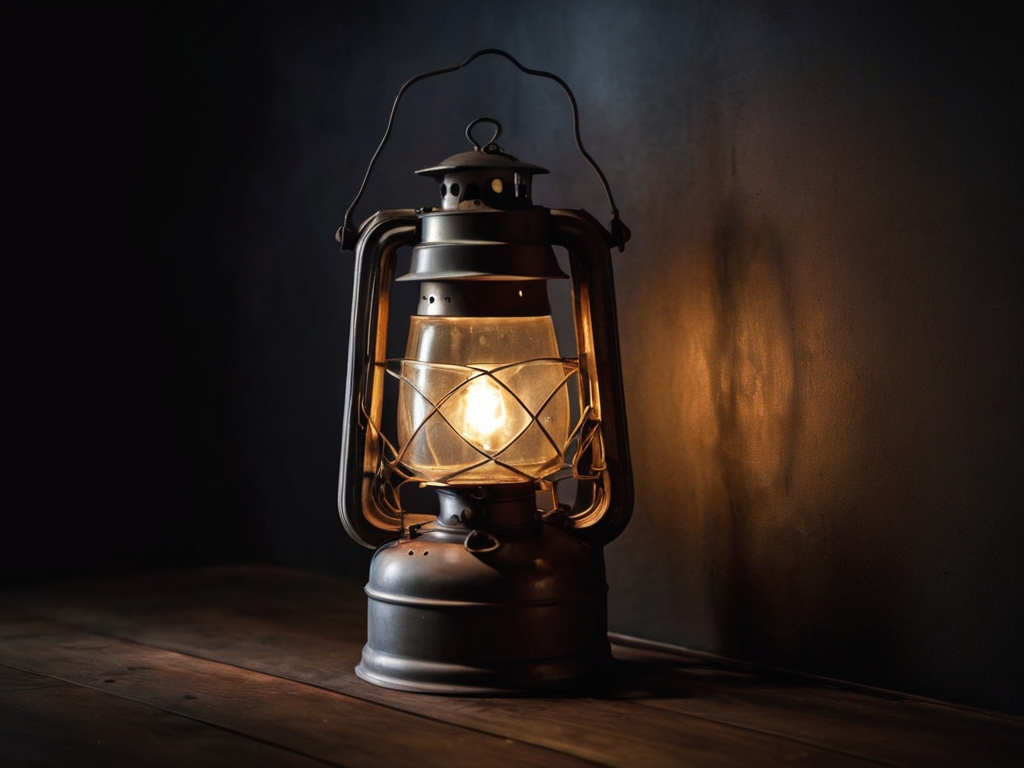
(422, 295), (427, 300)
(429, 296), (435, 304)
(407, 549), (414, 556)
(450, 182), (461, 197)
(465, 183), (480, 200)
(444, 296), (451, 302)
(440, 184), (447, 197)
(423, 551), (429, 556)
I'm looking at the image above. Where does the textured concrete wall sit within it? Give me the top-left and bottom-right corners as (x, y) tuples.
(9, 1), (1021, 712)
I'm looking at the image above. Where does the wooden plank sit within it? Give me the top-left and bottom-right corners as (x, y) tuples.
(0, 612), (861, 768)
(5, 566), (1021, 766)
(0, 609), (594, 768)
(0, 665), (327, 767)
(3, 567), (881, 767)
(611, 642), (1024, 768)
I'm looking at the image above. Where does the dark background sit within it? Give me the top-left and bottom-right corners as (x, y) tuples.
(4, 1), (1022, 714)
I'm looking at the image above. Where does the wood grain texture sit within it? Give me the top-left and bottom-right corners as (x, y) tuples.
(0, 665), (327, 767)
(1, 568), (867, 767)
(3, 566), (1022, 768)
(611, 642), (1024, 768)
(0, 610), (590, 768)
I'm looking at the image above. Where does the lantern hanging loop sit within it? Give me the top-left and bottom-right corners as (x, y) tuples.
(336, 48), (631, 252)
(465, 116), (502, 153)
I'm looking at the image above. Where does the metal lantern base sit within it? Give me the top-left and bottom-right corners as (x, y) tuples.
(355, 487), (611, 694)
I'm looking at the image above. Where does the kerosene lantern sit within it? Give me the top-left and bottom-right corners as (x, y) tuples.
(336, 50), (632, 693)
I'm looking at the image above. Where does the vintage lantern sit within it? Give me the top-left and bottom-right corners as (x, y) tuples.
(336, 50), (632, 693)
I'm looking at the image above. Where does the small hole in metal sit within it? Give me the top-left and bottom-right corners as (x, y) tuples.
(407, 549), (414, 555)
(429, 296), (435, 304)
(450, 182), (461, 197)
(445, 296), (451, 302)
(440, 183), (447, 197)
(423, 551), (429, 556)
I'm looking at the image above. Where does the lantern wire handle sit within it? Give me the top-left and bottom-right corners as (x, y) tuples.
(337, 48), (630, 252)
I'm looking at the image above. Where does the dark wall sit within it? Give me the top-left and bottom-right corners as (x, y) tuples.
(6, 1), (1021, 713)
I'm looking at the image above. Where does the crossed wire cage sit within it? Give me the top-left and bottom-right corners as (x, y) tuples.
(365, 348), (605, 532)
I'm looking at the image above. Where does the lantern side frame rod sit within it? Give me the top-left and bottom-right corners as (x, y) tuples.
(337, 48), (630, 253)
(549, 208), (634, 546)
(339, 210), (420, 549)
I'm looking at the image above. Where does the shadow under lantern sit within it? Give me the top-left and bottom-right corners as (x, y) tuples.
(336, 50), (633, 694)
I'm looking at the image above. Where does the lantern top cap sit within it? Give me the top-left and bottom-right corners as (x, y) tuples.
(415, 117), (549, 178)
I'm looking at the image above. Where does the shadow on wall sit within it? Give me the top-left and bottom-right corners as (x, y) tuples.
(707, 199), (800, 659)
(702, 200), (893, 676)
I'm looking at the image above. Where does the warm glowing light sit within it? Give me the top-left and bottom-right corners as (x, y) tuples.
(397, 315), (571, 483)
(458, 373), (508, 451)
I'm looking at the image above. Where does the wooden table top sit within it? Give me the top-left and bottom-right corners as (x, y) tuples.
(1, 565), (1020, 767)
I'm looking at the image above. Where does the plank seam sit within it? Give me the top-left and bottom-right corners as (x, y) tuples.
(631, 696), (901, 768)
(0, 612), (609, 768)
(609, 632), (1024, 723)
(0, 660), (349, 768)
